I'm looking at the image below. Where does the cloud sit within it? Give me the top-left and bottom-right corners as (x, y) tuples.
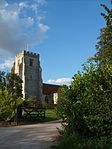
(0, 0), (49, 54)
(37, 0), (47, 5)
(38, 23), (50, 32)
(47, 77), (72, 85)
(19, 2), (28, 8)
(0, 58), (14, 70)
(0, 0), (8, 8)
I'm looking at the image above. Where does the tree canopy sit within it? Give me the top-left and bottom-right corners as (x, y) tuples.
(95, 3), (112, 65)
(0, 71), (23, 121)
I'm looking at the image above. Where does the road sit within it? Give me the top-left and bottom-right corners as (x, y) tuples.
(0, 120), (61, 149)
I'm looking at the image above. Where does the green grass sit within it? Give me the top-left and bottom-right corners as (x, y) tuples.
(45, 109), (59, 122)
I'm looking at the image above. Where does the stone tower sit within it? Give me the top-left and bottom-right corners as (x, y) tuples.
(13, 50), (43, 100)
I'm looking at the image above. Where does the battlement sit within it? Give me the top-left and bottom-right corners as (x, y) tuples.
(23, 50), (39, 58)
(16, 50), (39, 58)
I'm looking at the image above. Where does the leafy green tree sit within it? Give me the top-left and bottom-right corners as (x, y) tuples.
(95, 3), (112, 65)
(0, 71), (23, 121)
(0, 71), (23, 98)
(56, 85), (69, 121)
(0, 71), (6, 91)
(56, 63), (112, 148)
(6, 72), (23, 98)
(0, 90), (23, 121)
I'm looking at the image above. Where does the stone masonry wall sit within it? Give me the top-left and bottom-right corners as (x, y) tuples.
(14, 50), (43, 100)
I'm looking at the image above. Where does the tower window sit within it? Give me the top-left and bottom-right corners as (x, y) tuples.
(29, 59), (33, 66)
(18, 60), (20, 66)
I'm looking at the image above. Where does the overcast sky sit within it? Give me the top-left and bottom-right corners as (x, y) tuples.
(0, 0), (111, 85)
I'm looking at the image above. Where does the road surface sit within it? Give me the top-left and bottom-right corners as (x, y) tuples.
(0, 120), (61, 149)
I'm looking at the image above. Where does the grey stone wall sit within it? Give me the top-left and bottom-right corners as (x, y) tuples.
(14, 50), (43, 100)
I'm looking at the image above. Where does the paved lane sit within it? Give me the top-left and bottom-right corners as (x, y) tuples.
(0, 120), (61, 149)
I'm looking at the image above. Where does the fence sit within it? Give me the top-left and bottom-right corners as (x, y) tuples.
(17, 106), (46, 122)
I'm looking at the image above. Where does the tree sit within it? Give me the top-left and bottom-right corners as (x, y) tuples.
(0, 71), (23, 98)
(6, 72), (23, 99)
(0, 71), (23, 122)
(0, 71), (6, 91)
(0, 90), (22, 121)
(95, 3), (112, 65)
(56, 63), (112, 148)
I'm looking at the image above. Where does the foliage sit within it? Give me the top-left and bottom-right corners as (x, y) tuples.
(49, 2), (112, 149)
(56, 85), (69, 120)
(6, 72), (23, 98)
(57, 63), (112, 137)
(94, 3), (112, 65)
(0, 90), (23, 121)
(54, 131), (112, 149)
(0, 71), (23, 121)
(23, 96), (42, 108)
(56, 3), (112, 149)
(56, 63), (112, 148)
(0, 71), (6, 91)
(0, 71), (23, 98)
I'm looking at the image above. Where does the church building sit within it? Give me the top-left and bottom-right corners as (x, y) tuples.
(13, 50), (60, 106)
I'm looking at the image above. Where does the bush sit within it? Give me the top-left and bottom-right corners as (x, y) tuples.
(23, 96), (42, 108)
(56, 63), (112, 148)
(54, 131), (112, 149)
(0, 90), (23, 122)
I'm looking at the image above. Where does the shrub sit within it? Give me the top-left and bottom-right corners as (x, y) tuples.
(0, 90), (23, 122)
(56, 63), (112, 148)
(23, 96), (42, 108)
(54, 131), (112, 149)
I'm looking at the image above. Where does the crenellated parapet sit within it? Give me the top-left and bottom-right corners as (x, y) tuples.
(23, 50), (39, 58)
(16, 50), (39, 58)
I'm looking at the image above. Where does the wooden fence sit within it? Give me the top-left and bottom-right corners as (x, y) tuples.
(17, 106), (46, 122)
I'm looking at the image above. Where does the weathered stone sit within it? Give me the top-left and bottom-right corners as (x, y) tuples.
(13, 50), (43, 100)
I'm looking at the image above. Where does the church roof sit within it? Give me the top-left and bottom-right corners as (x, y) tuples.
(43, 83), (61, 95)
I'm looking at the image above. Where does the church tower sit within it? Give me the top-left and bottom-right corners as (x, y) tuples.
(13, 50), (43, 100)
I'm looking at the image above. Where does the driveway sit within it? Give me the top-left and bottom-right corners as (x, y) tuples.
(0, 120), (61, 149)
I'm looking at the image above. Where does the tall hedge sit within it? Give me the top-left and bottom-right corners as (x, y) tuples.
(57, 63), (112, 140)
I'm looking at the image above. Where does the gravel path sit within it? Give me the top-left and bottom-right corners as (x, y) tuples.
(0, 120), (61, 149)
